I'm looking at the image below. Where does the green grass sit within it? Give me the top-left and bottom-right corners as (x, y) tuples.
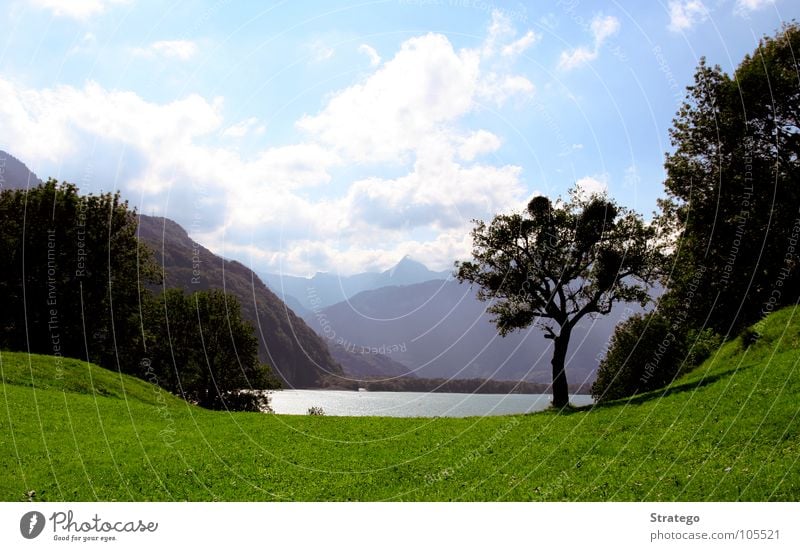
(2, 308), (799, 501)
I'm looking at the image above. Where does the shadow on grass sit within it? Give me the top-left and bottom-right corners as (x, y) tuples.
(586, 364), (756, 410)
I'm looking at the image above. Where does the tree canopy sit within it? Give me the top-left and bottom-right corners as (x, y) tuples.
(457, 189), (661, 408)
(659, 22), (800, 336)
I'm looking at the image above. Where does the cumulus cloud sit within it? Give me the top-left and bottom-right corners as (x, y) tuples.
(668, 0), (709, 32)
(358, 44), (381, 66)
(574, 175), (609, 200)
(221, 117), (265, 139)
(0, 10), (539, 275)
(298, 15), (535, 163)
(29, 0), (130, 20)
(559, 14), (620, 70)
(734, 0), (775, 15)
(502, 31), (539, 57)
(132, 40), (198, 60)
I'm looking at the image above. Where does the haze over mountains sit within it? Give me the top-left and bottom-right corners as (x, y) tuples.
(301, 279), (643, 385)
(263, 256), (451, 312)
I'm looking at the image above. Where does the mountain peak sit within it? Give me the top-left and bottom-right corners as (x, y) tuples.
(386, 255), (427, 278)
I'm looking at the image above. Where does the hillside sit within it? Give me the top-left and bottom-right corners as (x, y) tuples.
(1, 307), (797, 501)
(304, 280), (642, 384)
(137, 214), (343, 388)
(0, 150), (42, 190)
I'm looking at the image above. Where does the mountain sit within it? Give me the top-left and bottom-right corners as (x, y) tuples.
(136, 215), (344, 388)
(327, 342), (414, 380)
(0, 150), (42, 190)
(263, 255), (451, 311)
(303, 279), (647, 385)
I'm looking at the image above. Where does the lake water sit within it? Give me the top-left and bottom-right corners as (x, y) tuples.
(269, 390), (594, 417)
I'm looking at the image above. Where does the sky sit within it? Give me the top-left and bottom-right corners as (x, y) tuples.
(1, 0), (797, 276)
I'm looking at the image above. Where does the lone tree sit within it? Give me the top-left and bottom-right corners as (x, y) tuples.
(456, 189), (661, 408)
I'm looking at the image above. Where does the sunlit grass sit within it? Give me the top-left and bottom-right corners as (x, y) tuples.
(1, 307), (798, 501)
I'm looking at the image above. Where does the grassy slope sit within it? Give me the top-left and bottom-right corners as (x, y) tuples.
(1, 308), (798, 501)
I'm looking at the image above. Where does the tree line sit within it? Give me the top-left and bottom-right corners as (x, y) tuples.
(0, 180), (279, 411)
(459, 23), (800, 405)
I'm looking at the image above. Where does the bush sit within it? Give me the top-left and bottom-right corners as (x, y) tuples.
(206, 390), (273, 413)
(591, 313), (688, 402)
(307, 406), (325, 416)
(685, 327), (723, 366)
(740, 326), (761, 349)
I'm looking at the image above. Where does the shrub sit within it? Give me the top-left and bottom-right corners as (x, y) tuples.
(685, 327), (723, 367)
(207, 390), (273, 413)
(740, 326), (761, 349)
(307, 406), (325, 416)
(592, 312), (688, 402)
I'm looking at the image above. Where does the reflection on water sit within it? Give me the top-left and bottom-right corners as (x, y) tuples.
(269, 390), (593, 418)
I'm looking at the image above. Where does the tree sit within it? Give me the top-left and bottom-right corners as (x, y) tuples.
(659, 23), (800, 335)
(456, 190), (661, 408)
(0, 180), (160, 373)
(591, 311), (723, 402)
(141, 289), (280, 410)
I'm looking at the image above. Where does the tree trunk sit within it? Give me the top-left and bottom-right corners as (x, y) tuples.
(551, 327), (571, 408)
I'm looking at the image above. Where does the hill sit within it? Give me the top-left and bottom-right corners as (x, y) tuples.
(136, 215), (344, 388)
(2, 307), (797, 501)
(304, 279), (642, 384)
(0, 150), (42, 191)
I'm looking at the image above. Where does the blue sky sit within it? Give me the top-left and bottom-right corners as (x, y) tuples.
(1, 0), (797, 276)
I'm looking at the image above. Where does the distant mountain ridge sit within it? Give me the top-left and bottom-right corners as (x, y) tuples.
(136, 215), (347, 387)
(303, 279), (646, 385)
(263, 255), (451, 312)
(0, 150), (42, 190)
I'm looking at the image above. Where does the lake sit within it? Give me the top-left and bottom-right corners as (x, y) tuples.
(269, 389), (594, 417)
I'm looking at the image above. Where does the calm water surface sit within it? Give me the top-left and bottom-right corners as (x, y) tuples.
(269, 390), (594, 417)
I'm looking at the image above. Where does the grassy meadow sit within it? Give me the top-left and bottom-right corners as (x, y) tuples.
(1, 307), (798, 501)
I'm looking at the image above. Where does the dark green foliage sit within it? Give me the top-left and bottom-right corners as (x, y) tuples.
(0, 182), (278, 412)
(457, 188), (661, 407)
(740, 327), (761, 349)
(0, 180), (160, 373)
(591, 313), (685, 402)
(140, 288), (280, 410)
(593, 315), (724, 402)
(659, 23), (800, 336)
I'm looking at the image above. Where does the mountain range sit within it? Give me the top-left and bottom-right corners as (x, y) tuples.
(301, 279), (644, 385)
(263, 255), (451, 313)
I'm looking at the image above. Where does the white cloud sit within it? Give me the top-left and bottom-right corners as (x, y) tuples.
(298, 33), (481, 162)
(559, 47), (597, 71)
(457, 130), (501, 161)
(558, 14), (620, 70)
(574, 175), (609, 200)
(307, 40), (334, 62)
(358, 44), (381, 67)
(298, 23), (534, 163)
(67, 32), (97, 56)
(734, 0), (775, 15)
(29, 0), (129, 20)
(0, 10), (538, 276)
(668, 0), (709, 32)
(591, 15), (620, 45)
(132, 40), (198, 60)
(501, 30), (539, 57)
(221, 117), (264, 139)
